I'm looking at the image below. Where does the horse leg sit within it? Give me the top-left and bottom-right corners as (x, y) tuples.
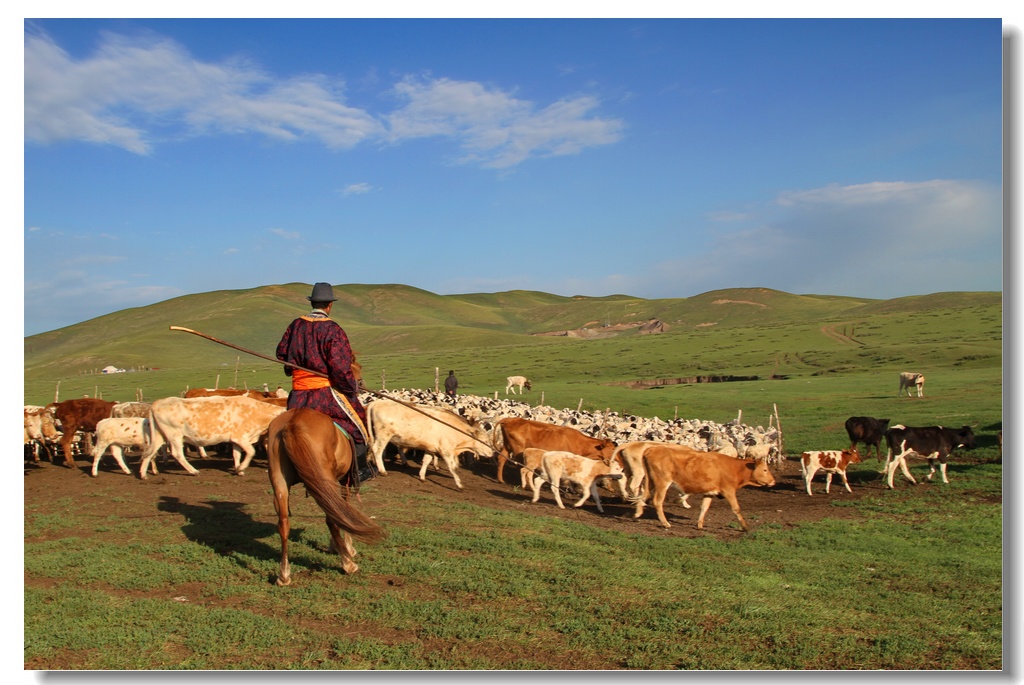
(326, 520), (359, 574)
(271, 481), (292, 586)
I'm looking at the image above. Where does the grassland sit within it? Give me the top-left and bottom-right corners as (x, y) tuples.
(22, 284), (1004, 670)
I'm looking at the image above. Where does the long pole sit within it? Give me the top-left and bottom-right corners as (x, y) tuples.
(169, 325), (493, 448)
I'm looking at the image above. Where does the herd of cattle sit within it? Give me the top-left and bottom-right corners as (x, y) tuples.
(23, 370), (984, 532)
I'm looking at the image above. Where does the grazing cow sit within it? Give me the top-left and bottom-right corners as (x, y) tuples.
(505, 375), (532, 395)
(882, 424), (976, 488)
(800, 448), (862, 496)
(138, 395), (286, 479)
(91, 417), (158, 477)
(48, 399), (117, 468)
(492, 417), (617, 485)
(898, 372), (925, 397)
(635, 446), (776, 530)
(366, 399), (494, 490)
(529, 450), (624, 513)
(844, 416), (891, 460)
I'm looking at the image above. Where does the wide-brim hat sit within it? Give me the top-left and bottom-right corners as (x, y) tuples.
(307, 282), (338, 302)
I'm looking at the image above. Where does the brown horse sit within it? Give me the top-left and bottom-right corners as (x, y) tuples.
(266, 407), (385, 586)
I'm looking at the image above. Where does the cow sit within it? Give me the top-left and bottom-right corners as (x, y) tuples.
(800, 448), (862, 496)
(111, 402), (152, 418)
(505, 376), (532, 395)
(882, 424), (976, 488)
(365, 399), (494, 490)
(138, 395), (286, 479)
(529, 450), (624, 514)
(613, 441), (694, 509)
(48, 398), (117, 468)
(635, 445), (776, 531)
(91, 417), (158, 477)
(898, 372), (925, 397)
(24, 406), (59, 463)
(844, 416), (890, 460)
(492, 417), (617, 485)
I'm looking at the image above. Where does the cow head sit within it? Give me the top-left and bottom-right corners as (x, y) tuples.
(748, 460), (777, 488)
(957, 426), (976, 450)
(844, 448), (862, 464)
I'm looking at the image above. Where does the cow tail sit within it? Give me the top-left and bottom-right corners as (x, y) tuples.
(491, 422), (506, 457)
(282, 418), (385, 545)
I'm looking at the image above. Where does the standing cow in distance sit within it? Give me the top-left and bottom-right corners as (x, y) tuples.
(506, 376), (532, 395)
(844, 416), (890, 461)
(898, 372), (925, 397)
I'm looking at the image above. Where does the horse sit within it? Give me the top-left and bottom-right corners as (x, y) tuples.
(266, 407), (386, 586)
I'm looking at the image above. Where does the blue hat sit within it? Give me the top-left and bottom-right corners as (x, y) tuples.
(307, 282), (337, 302)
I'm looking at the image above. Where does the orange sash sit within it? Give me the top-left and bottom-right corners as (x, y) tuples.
(291, 369), (331, 390)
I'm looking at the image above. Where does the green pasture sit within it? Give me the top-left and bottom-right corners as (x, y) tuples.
(23, 285), (1003, 669)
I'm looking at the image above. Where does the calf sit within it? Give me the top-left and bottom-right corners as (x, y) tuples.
(91, 417), (157, 477)
(49, 398), (117, 468)
(530, 450), (624, 513)
(637, 446), (776, 531)
(492, 417), (617, 484)
(505, 375), (532, 395)
(898, 372), (925, 398)
(883, 424), (976, 488)
(844, 416), (890, 460)
(800, 448), (862, 496)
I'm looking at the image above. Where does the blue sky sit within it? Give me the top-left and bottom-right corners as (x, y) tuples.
(22, 16), (1009, 336)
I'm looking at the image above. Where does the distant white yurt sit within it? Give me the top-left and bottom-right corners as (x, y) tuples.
(101, 365), (125, 374)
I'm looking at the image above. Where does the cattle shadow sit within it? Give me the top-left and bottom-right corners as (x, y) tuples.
(157, 495), (290, 584)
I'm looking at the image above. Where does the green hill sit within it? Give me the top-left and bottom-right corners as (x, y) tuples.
(24, 284), (1002, 438)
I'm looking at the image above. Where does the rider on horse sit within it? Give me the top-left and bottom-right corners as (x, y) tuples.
(276, 282), (377, 482)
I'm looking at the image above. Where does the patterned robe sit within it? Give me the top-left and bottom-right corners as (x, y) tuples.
(276, 311), (367, 445)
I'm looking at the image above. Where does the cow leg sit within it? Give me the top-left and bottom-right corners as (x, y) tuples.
(721, 490), (750, 531)
(651, 481), (673, 528)
(326, 520), (359, 575)
(530, 471), (545, 504)
(233, 442), (258, 476)
(109, 445), (132, 476)
(546, 468), (566, 509)
(939, 461), (949, 484)
(165, 440), (201, 477)
(582, 481), (604, 513)
(496, 452), (508, 484)
(61, 433), (77, 468)
(368, 433), (390, 475)
(825, 473), (833, 494)
(879, 449), (893, 475)
(804, 465), (818, 496)
(839, 471), (853, 493)
(90, 440), (109, 477)
(696, 496), (714, 529)
(417, 454), (432, 481)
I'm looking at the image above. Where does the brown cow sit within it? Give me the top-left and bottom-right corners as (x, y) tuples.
(48, 398), (117, 468)
(636, 445), (776, 531)
(492, 417), (617, 485)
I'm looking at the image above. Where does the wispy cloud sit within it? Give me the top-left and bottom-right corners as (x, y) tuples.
(269, 227), (300, 240)
(25, 29), (624, 168)
(340, 182), (374, 196)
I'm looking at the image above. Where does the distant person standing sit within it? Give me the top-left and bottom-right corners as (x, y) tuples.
(444, 370), (459, 398)
(276, 282), (376, 480)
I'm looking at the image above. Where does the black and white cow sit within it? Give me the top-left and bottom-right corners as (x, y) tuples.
(844, 416), (890, 460)
(882, 424), (976, 488)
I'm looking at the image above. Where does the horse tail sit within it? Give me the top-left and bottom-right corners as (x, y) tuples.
(281, 414), (385, 545)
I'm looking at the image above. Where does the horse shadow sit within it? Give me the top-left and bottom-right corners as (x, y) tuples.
(157, 495), (296, 584)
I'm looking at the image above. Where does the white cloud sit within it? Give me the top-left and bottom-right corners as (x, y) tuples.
(269, 228), (300, 240)
(341, 183), (374, 196)
(387, 77), (625, 168)
(25, 29), (624, 169)
(224, 247), (239, 254)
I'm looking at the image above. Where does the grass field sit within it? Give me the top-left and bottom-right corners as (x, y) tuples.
(22, 284), (1004, 670)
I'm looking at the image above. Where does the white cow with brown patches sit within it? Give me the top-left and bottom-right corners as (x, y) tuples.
(91, 417), (157, 477)
(138, 395), (286, 479)
(800, 448), (862, 496)
(529, 449), (624, 513)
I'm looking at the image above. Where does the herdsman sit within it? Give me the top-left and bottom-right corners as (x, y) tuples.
(276, 282), (377, 481)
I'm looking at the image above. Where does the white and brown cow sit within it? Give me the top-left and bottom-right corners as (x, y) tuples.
(505, 375), (532, 395)
(91, 417), (158, 477)
(138, 395), (286, 479)
(800, 448), (862, 496)
(636, 445), (776, 531)
(365, 398), (494, 490)
(898, 372), (925, 398)
(529, 449), (624, 513)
